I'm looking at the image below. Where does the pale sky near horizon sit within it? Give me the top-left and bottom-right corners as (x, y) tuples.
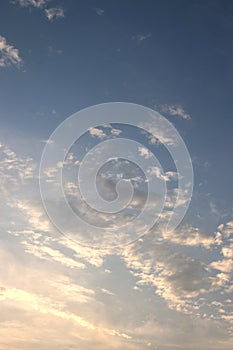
(0, 1), (233, 349)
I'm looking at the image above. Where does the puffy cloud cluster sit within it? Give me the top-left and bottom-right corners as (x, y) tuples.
(0, 36), (22, 68)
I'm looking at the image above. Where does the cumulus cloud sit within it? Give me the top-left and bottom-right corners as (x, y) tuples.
(0, 36), (22, 68)
(138, 146), (153, 159)
(88, 125), (122, 140)
(222, 245), (233, 258)
(89, 127), (107, 139)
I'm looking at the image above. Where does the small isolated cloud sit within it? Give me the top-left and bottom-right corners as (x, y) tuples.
(0, 36), (22, 68)
(14, 0), (48, 8)
(48, 46), (63, 55)
(147, 167), (178, 182)
(95, 8), (104, 16)
(160, 104), (191, 120)
(89, 127), (106, 139)
(45, 7), (65, 21)
(132, 33), (151, 43)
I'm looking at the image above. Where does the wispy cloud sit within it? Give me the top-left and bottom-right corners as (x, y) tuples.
(0, 36), (22, 68)
(45, 7), (65, 21)
(160, 104), (191, 120)
(14, 0), (65, 21)
(132, 33), (151, 43)
(1, 138), (233, 347)
(14, 0), (49, 8)
(94, 8), (104, 16)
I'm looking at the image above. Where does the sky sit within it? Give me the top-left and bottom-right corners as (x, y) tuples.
(0, 0), (233, 349)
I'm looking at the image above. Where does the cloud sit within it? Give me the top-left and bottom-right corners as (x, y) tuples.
(122, 235), (213, 314)
(101, 288), (115, 296)
(146, 167), (178, 182)
(24, 243), (87, 269)
(139, 120), (178, 147)
(159, 224), (216, 249)
(160, 104), (191, 120)
(218, 221), (233, 237)
(88, 125), (122, 140)
(222, 245), (233, 258)
(14, 0), (48, 8)
(95, 8), (104, 16)
(0, 244), (133, 349)
(210, 257), (233, 273)
(132, 33), (151, 43)
(58, 237), (107, 268)
(44, 7), (65, 21)
(14, 1), (64, 22)
(138, 146), (152, 159)
(0, 142), (36, 196)
(0, 36), (22, 68)
(89, 127), (107, 139)
(1, 138), (233, 348)
(0, 286), (130, 339)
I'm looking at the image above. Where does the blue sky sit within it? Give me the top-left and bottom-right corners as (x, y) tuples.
(0, 1), (233, 349)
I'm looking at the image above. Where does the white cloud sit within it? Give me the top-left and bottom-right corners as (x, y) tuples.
(45, 7), (65, 21)
(218, 221), (233, 237)
(1, 138), (233, 348)
(14, 1), (64, 22)
(0, 143), (36, 196)
(24, 243), (86, 269)
(95, 8), (104, 16)
(122, 235), (213, 314)
(87, 125), (122, 141)
(0, 36), (22, 68)
(89, 127), (107, 139)
(210, 259), (233, 273)
(132, 33), (151, 43)
(160, 104), (191, 120)
(139, 120), (178, 147)
(147, 167), (178, 182)
(0, 286), (130, 339)
(58, 237), (107, 268)
(14, 0), (48, 8)
(138, 146), (152, 159)
(110, 127), (122, 136)
(222, 245), (233, 258)
(101, 288), (115, 296)
(159, 224), (216, 249)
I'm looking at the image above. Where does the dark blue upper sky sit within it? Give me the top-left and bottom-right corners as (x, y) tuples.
(0, 0), (232, 208)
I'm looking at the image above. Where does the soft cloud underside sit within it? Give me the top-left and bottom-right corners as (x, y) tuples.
(0, 142), (232, 349)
